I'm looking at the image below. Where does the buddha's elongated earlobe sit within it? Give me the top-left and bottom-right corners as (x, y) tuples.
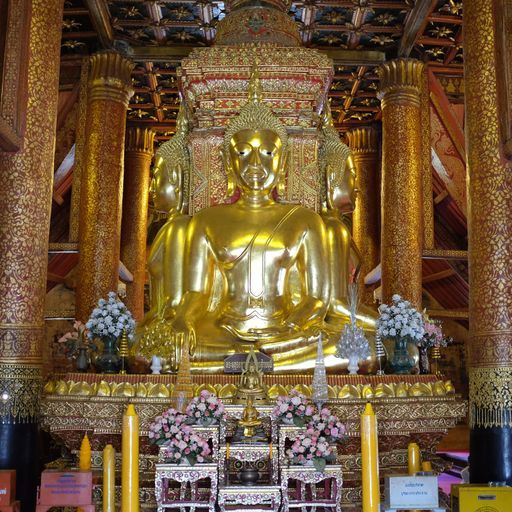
(221, 146), (237, 196)
(276, 149), (289, 197)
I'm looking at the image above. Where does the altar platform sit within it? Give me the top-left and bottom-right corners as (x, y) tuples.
(41, 373), (467, 510)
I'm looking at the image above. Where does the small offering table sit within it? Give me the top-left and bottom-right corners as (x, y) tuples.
(155, 463), (218, 512)
(281, 465), (343, 512)
(217, 485), (281, 512)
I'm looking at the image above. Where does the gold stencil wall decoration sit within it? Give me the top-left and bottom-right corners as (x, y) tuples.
(469, 367), (512, 428)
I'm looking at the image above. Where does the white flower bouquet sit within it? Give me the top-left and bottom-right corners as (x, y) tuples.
(159, 424), (211, 465)
(307, 407), (346, 443)
(85, 291), (136, 341)
(286, 430), (335, 471)
(148, 407), (188, 446)
(185, 390), (225, 425)
(376, 294), (424, 342)
(272, 390), (316, 427)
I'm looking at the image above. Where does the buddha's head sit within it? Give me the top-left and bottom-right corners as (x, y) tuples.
(321, 106), (356, 213)
(222, 67), (288, 196)
(150, 105), (189, 213)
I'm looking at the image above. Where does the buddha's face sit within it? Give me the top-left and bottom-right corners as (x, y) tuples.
(326, 156), (357, 214)
(150, 156), (182, 213)
(228, 129), (284, 193)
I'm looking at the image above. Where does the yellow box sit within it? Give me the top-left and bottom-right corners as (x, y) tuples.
(451, 484), (512, 512)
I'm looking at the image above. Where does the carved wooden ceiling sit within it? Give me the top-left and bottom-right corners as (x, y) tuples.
(60, 0), (464, 140)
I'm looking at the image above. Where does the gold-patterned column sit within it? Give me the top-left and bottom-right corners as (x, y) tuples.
(346, 126), (380, 305)
(378, 59), (424, 309)
(0, 0), (63, 506)
(120, 127), (155, 321)
(464, 0), (512, 484)
(75, 52), (134, 321)
(421, 71), (434, 250)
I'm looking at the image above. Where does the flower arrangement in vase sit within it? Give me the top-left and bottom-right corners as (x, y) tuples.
(307, 407), (346, 443)
(417, 314), (452, 374)
(286, 431), (335, 472)
(335, 284), (370, 374)
(57, 321), (97, 372)
(148, 407), (188, 446)
(158, 424), (211, 465)
(376, 294), (424, 374)
(272, 390), (315, 427)
(185, 390), (225, 426)
(86, 291), (135, 373)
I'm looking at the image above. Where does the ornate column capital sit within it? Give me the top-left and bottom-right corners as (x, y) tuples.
(125, 127), (155, 156)
(346, 126), (379, 156)
(88, 51), (134, 106)
(377, 58), (424, 108)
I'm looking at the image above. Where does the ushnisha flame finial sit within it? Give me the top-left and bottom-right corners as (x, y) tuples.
(321, 100), (335, 129)
(248, 63), (263, 104)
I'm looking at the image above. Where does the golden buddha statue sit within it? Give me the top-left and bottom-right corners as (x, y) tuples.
(238, 396), (262, 438)
(235, 348), (268, 403)
(166, 68), (330, 371)
(319, 105), (377, 351)
(134, 106), (191, 363)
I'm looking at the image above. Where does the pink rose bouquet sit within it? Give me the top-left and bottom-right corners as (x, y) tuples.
(307, 407), (346, 442)
(272, 390), (315, 427)
(420, 318), (451, 349)
(185, 390), (225, 425)
(148, 407), (188, 446)
(286, 430), (335, 471)
(160, 425), (211, 465)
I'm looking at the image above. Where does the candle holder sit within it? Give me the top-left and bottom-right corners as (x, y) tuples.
(430, 346), (442, 376)
(118, 329), (129, 375)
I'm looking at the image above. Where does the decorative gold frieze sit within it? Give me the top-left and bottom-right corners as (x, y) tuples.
(469, 367), (512, 428)
(0, 363), (42, 421)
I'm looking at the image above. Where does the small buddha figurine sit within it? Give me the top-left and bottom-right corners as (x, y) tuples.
(235, 348), (268, 403)
(238, 396), (262, 438)
(167, 67), (330, 370)
(134, 105), (191, 366)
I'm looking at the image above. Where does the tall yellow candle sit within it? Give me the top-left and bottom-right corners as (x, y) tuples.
(408, 442), (421, 475)
(103, 444), (116, 512)
(361, 402), (380, 512)
(79, 433), (91, 471)
(122, 404), (139, 512)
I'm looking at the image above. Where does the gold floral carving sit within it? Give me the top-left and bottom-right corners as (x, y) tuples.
(378, 59), (424, 308)
(469, 368), (512, 428)
(347, 126), (380, 304)
(43, 378), (455, 399)
(75, 52), (134, 321)
(464, 0), (512, 374)
(121, 128), (155, 320)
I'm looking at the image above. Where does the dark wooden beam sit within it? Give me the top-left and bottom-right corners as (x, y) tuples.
(398, 0), (437, 57)
(422, 268), (456, 283)
(131, 46), (386, 67)
(84, 0), (113, 48)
